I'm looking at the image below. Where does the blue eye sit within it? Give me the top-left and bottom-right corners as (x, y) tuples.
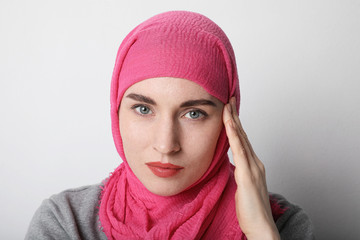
(134, 105), (152, 115)
(184, 110), (204, 119)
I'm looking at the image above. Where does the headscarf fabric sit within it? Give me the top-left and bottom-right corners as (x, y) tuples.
(99, 11), (284, 239)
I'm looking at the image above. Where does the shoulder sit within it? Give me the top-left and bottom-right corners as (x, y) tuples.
(270, 192), (316, 240)
(47, 183), (103, 215)
(25, 183), (107, 240)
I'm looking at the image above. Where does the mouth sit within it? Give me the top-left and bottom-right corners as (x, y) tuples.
(146, 162), (184, 178)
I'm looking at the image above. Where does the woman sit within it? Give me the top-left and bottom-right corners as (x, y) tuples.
(26, 11), (314, 239)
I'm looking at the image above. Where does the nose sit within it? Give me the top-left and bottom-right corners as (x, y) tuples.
(153, 116), (181, 155)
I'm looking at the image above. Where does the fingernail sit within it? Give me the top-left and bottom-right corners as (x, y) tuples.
(226, 104), (232, 113)
(227, 119), (234, 129)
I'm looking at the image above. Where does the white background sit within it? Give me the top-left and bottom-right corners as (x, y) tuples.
(1, 0), (359, 239)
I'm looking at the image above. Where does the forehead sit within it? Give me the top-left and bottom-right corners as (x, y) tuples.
(123, 77), (222, 104)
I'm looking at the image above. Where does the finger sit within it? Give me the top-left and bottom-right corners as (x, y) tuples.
(228, 100), (271, 208)
(229, 98), (257, 168)
(229, 98), (267, 177)
(226, 103), (270, 211)
(223, 103), (250, 172)
(229, 98), (253, 156)
(234, 113), (264, 173)
(226, 98), (268, 188)
(229, 97), (256, 157)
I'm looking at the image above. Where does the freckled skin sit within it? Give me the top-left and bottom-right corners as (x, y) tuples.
(119, 77), (224, 196)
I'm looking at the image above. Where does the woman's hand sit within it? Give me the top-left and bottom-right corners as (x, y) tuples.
(223, 97), (280, 240)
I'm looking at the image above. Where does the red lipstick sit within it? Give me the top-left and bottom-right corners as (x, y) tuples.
(146, 162), (184, 178)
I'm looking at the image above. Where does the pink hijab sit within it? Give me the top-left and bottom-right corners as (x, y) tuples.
(99, 11), (285, 239)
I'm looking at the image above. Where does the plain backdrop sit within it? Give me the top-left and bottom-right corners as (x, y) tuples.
(1, 0), (359, 239)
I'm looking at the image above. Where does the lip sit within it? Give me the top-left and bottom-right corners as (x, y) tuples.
(146, 162), (184, 178)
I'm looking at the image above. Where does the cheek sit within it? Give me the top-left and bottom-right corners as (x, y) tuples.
(119, 113), (151, 161)
(183, 118), (223, 165)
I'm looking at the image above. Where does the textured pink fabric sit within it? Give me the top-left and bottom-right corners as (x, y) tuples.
(99, 11), (285, 239)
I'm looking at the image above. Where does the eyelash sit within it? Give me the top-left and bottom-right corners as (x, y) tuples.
(131, 104), (154, 116)
(130, 104), (208, 120)
(183, 109), (208, 120)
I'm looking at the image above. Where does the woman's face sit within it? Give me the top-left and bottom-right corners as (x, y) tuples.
(119, 77), (224, 196)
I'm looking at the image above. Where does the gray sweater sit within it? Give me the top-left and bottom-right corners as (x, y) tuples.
(25, 184), (315, 240)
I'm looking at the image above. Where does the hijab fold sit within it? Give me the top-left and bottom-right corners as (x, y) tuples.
(99, 11), (285, 239)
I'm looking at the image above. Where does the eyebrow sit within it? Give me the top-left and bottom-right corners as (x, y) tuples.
(126, 93), (217, 108)
(126, 93), (156, 105)
(180, 99), (217, 108)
